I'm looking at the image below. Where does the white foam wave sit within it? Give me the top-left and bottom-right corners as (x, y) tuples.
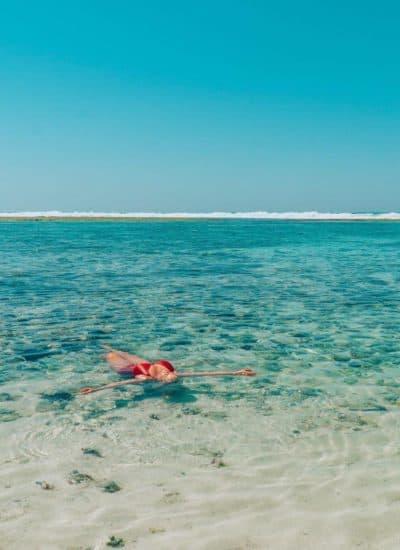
(1, 210), (400, 220)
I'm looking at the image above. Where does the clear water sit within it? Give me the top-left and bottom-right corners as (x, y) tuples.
(1, 220), (400, 549)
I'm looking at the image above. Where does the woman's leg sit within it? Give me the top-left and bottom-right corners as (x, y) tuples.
(105, 352), (131, 373)
(102, 345), (148, 365)
(105, 350), (150, 375)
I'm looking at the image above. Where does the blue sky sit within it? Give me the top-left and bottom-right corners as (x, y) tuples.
(1, 1), (399, 212)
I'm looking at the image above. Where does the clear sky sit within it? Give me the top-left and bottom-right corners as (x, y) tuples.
(1, 1), (399, 212)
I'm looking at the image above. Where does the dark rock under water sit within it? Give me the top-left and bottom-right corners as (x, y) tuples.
(102, 481), (121, 493)
(82, 447), (103, 458)
(68, 470), (94, 485)
(106, 536), (125, 548)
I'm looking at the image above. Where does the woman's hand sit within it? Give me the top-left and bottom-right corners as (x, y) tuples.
(236, 368), (256, 376)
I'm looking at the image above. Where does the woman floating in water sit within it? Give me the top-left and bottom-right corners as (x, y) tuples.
(80, 344), (256, 394)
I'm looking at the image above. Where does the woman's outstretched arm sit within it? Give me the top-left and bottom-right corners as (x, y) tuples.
(179, 368), (256, 377)
(79, 368), (256, 395)
(79, 376), (151, 394)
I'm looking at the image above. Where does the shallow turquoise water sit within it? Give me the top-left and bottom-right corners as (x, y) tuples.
(1, 220), (400, 548)
(1, 220), (400, 397)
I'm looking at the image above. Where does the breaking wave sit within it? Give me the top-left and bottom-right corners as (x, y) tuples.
(1, 211), (400, 220)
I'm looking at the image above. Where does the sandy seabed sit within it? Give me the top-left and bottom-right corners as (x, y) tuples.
(1, 378), (400, 550)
